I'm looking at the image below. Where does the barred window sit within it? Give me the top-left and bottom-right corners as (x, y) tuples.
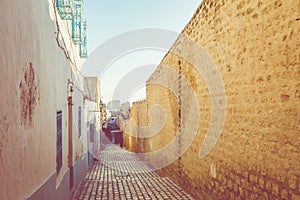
(56, 111), (63, 175)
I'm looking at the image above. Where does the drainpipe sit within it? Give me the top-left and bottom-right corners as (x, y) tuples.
(68, 80), (74, 189)
(136, 107), (139, 153)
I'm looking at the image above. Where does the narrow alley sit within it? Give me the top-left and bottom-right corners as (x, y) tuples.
(74, 143), (194, 200)
(1, 0), (300, 200)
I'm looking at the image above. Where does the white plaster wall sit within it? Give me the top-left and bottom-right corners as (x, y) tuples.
(83, 100), (101, 157)
(72, 76), (88, 164)
(0, 0), (86, 199)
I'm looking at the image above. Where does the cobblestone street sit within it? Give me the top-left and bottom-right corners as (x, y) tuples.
(74, 145), (194, 200)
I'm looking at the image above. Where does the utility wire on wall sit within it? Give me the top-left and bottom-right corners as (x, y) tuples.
(51, 0), (92, 100)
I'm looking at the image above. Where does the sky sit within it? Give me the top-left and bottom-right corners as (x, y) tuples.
(83, 0), (203, 104)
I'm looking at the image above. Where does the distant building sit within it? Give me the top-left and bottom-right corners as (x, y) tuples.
(107, 100), (121, 116)
(83, 76), (102, 165)
(83, 77), (101, 103)
(120, 101), (130, 119)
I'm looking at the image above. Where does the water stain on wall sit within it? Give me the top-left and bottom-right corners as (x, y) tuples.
(19, 62), (39, 128)
(297, 0), (300, 20)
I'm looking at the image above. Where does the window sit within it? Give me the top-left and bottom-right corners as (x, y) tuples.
(56, 111), (63, 175)
(78, 107), (81, 137)
(90, 124), (94, 142)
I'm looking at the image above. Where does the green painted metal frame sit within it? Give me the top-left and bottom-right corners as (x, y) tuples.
(72, 0), (83, 44)
(80, 20), (88, 58)
(56, 0), (88, 58)
(56, 0), (73, 20)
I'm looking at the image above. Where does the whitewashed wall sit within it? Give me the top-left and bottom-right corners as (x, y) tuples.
(0, 0), (88, 199)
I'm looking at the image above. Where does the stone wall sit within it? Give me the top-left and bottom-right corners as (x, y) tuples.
(142, 0), (300, 199)
(121, 100), (148, 153)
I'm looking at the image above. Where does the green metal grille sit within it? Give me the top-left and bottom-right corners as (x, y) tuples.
(56, 0), (87, 58)
(80, 21), (88, 58)
(72, 0), (83, 44)
(56, 0), (73, 20)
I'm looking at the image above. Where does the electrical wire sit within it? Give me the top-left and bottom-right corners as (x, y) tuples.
(51, 0), (92, 100)
(51, 1), (104, 160)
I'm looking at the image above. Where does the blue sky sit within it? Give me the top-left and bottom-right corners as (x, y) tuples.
(83, 0), (203, 103)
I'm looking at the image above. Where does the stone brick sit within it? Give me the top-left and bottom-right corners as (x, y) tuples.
(130, 0), (300, 199)
(74, 146), (195, 199)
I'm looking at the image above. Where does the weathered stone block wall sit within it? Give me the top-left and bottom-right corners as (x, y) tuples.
(122, 100), (148, 152)
(143, 0), (300, 199)
(145, 68), (181, 167)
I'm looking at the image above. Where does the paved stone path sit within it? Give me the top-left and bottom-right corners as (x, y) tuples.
(74, 145), (194, 200)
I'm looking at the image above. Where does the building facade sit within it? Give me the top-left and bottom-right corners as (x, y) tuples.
(83, 77), (102, 167)
(0, 0), (99, 199)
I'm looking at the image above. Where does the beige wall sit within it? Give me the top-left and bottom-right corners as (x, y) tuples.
(120, 100), (148, 153)
(0, 0), (88, 199)
(142, 0), (300, 199)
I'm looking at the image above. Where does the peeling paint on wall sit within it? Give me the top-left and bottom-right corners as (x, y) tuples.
(0, 114), (11, 158)
(19, 62), (39, 128)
